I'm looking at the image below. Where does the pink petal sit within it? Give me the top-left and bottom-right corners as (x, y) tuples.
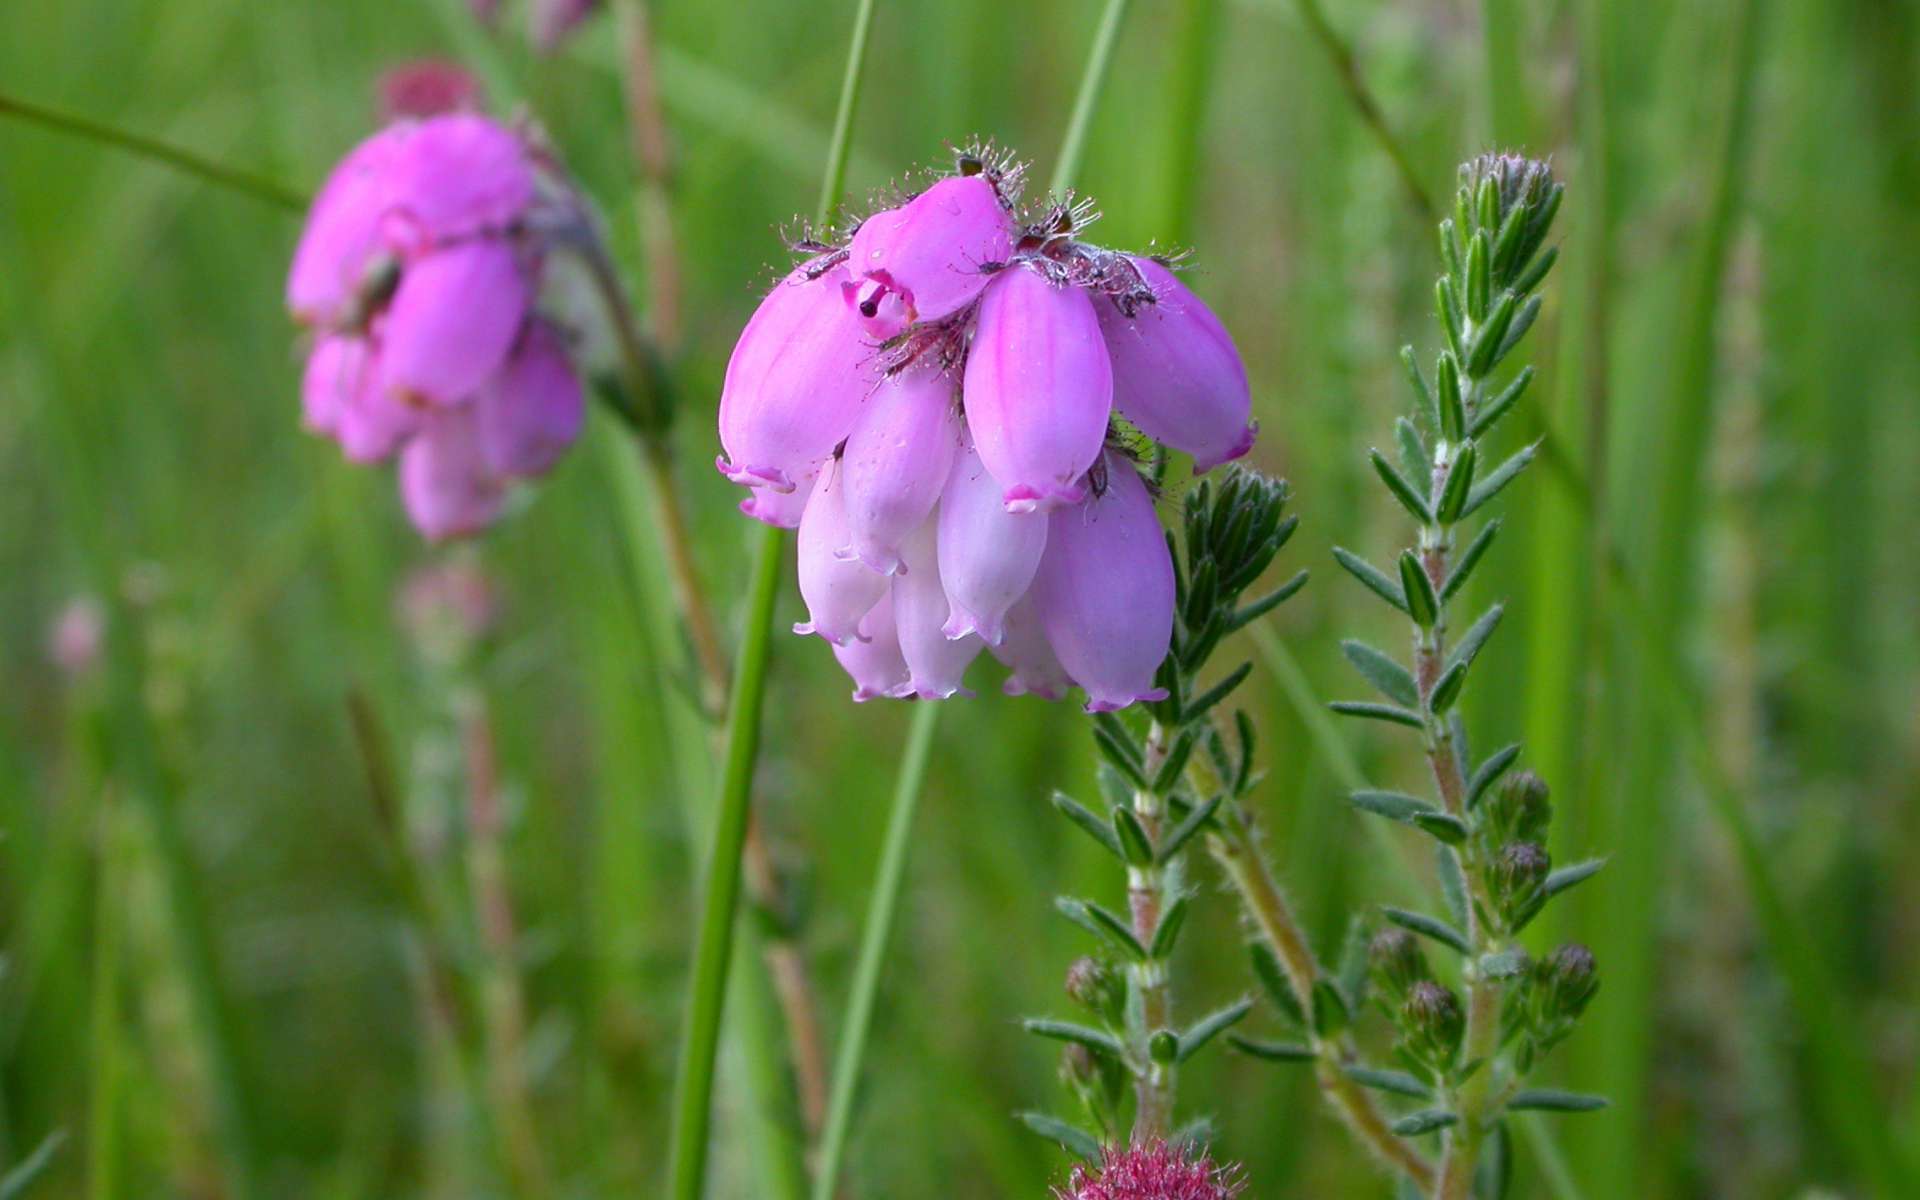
(474, 322), (583, 477)
(381, 114), (536, 247)
(304, 335), (422, 462)
(962, 267), (1112, 513)
(1097, 257), (1255, 471)
(844, 175), (1013, 334)
(990, 596), (1074, 700)
(286, 124), (412, 326)
(379, 239), (530, 408)
(717, 263), (877, 494)
(892, 516), (981, 699)
(792, 458), (889, 646)
(398, 408), (507, 540)
(737, 462), (817, 528)
(1030, 452), (1174, 712)
(830, 592), (914, 702)
(837, 365), (961, 575)
(936, 435), (1047, 645)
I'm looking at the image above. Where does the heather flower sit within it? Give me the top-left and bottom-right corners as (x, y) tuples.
(1053, 1139), (1244, 1200)
(717, 146), (1255, 710)
(47, 595), (105, 679)
(286, 109), (586, 541)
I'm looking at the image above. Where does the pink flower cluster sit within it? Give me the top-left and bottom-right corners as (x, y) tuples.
(717, 151), (1255, 711)
(1054, 1140), (1245, 1200)
(287, 113), (583, 540)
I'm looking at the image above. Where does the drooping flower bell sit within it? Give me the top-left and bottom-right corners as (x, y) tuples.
(287, 106), (585, 540)
(717, 146), (1257, 710)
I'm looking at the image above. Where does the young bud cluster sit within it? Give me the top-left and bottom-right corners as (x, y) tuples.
(1399, 980), (1465, 1072)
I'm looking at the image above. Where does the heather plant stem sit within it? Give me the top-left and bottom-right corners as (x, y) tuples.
(615, 0), (684, 349)
(457, 686), (554, 1200)
(1050, 0), (1132, 195)
(1279, 0), (1434, 216)
(87, 795), (125, 1200)
(667, 9), (880, 1190)
(0, 90), (305, 211)
(1208, 819), (1436, 1189)
(1127, 722), (1177, 1138)
(813, 701), (939, 1200)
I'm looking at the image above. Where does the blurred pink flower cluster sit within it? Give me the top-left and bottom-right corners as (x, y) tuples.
(286, 110), (583, 540)
(718, 150), (1255, 710)
(1054, 1139), (1244, 1200)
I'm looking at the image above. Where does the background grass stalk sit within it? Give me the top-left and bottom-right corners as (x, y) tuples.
(811, 701), (939, 1200)
(664, 4), (881, 1193)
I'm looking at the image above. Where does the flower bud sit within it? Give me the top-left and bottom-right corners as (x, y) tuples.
(1488, 841), (1550, 932)
(1401, 980), (1464, 1069)
(1064, 957), (1125, 1027)
(1535, 943), (1599, 1026)
(1368, 928), (1429, 1004)
(1482, 769), (1551, 849)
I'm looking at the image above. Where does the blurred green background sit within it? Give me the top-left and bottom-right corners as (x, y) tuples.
(2, 0), (1916, 1195)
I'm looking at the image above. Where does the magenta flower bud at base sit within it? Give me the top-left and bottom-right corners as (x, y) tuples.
(1096, 257), (1255, 472)
(964, 267), (1112, 513)
(793, 460), (890, 646)
(845, 175), (1012, 327)
(891, 518), (982, 699)
(379, 240), (531, 408)
(1030, 453), (1174, 713)
(830, 593), (913, 702)
(937, 438), (1048, 644)
(836, 366), (961, 575)
(400, 410), (507, 541)
(717, 263), (876, 494)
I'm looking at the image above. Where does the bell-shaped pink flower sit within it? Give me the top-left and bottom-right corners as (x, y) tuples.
(1030, 452), (1174, 712)
(474, 321), (583, 477)
(379, 239), (532, 407)
(399, 408), (507, 541)
(380, 114), (537, 250)
(1096, 257), (1254, 472)
(793, 459), (890, 645)
(892, 517), (982, 698)
(718, 263), (877, 494)
(843, 175), (1012, 337)
(963, 266), (1112, 513)
(830, 592), (913, 702)
(303, 334), (423, 463)
(990, 596), (1074, 700)
(837, 365), (961, 574)
(286, 125), (412, 326)
(936, 436), (1048, 644)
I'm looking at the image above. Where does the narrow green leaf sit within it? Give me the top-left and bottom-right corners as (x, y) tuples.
(1447, 604), (1505, 676)
(1543, 858), (1606, 898)
(1157, 793), (1224, 863)
(1470, 367), (1533, 439)
(1227, 570), (1309, 631)
(1399, 552), (1439, 629)
(1150, 894), (1191, 959)
(1440, 519), (1501, 602)
(1395, 418), (1429, 488)
(1436, 443), (1477, 524)
(1436, 279), (1466, 363)
(1350, 790), (1437, 822)
(1393, 1109), (1459, 1136)
(1229, 1035), (1314, 1062)
(1341, 640), (1418, 708)
(1402, 345), (1440, 430)
(1466, 229), (1491, 320)
(1479, 949), (1531, 980)
(1506, 1090), (1609, 1113)
(1495, 294), (1542, 362)
(1311, 978), (1351, 1037)
(1436, 846), (1469, 927)
(1344, 1065), (1432, 1098)
(1491, 197), (1531, 279)
(1437, 220), (1464, 283)
(1466, 289), (1519, 377)
(1461, 442), (1538, 517)
(1333, 547), (1409, 614)
(1182, 663), (1252, 726)
(1093, 727), (1147, 789)
(1112, 806), (1155, 867)
(1337, 914), (1371, 1011)
(1411, 811), (1469, 844)
(1248, 942), (1306, 1026)
(1466, 744), (1522, 809)
(1151, 728), (1200, 793)
(1511, 245), (1558, 296)
(1436, 352), (1466, 441)
(1052, 791), (1123, 859)
(1023, 1018), (1127, 1058)
(1056, 897), (1147, 961)
(1330, 701), (1424, 729)
(0, 1131), (66, 1200)
(1177, 997), (1254, 1063)
(1382, 906), (1470, 954)
(1428, 660), (1468, 716)
(1017, 1111), (1103, 1161)
(1372, 449), (1432, 523)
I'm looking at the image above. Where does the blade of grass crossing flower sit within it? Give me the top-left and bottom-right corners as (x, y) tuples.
(666, 4), (882, 1195)
(812, 701), (939, 1200)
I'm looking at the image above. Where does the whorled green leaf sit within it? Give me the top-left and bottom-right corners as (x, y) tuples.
(1341, 639), (1418, 708)
(1383, 906), (1470, 954)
